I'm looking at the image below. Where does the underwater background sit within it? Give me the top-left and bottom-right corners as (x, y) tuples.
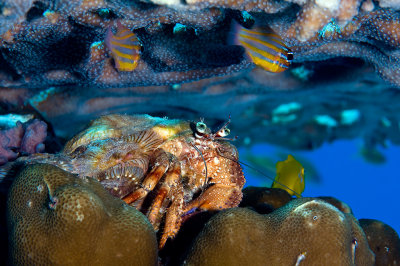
(241, 140), (400, 234)
(0, 0), (400, 264)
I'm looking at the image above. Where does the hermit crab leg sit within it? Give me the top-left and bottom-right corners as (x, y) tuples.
(123, 150), (170, 204)
(147, 158), (181, 226)
(159, 185), (184, 248)
(183, 183), (242, 212)
(142, 156), (184, 248)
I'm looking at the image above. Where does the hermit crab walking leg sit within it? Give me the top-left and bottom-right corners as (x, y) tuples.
(150, 159), (184, 248)
(159, 186), (184, 248)
(147, 155), (181, 226)
(123, 150), (170, 204)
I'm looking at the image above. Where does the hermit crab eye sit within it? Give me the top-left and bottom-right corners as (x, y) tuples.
(219, 127), (230, 137)
(196, 122), (207, 133)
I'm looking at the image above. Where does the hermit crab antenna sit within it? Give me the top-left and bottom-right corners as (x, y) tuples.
(217, 150), (302, 198)
(217, 115), (231, 132)
(213, 115), (233, 139)
(237, 160), (302, 198)
(215, 135), (238, 141)
(219, 114), (231, 131)
(191, 143), (208, 186)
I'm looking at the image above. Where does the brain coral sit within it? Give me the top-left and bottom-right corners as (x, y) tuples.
(359, 219), (400, 266)
(239, 186), (292, 214)
(7, 163), (158, 265)
(184, 198), (375, 265)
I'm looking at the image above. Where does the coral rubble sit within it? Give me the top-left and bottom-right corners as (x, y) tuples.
(7, 163), (158, 265)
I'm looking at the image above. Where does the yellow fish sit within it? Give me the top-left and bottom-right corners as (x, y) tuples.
(230, 22), (293, 73)
(105, 21), (141, 71)
(272, 154), (305, 197)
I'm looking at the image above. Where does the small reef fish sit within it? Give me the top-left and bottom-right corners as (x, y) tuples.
(105, 21), (141, 71)
(272, 154), (305, 197)
(230, 21), (293, 73)
(243, 152), (320, 185)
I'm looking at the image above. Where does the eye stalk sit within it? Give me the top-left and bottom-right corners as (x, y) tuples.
(196, 122), (207, 134)
(216, 127), (230, 138)
(193, 116), (237, 141)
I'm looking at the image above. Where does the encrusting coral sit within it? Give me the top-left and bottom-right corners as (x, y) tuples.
(183, 198), (375, 265)
(0, 0), (400, 87)
(7, 163), (158, 265)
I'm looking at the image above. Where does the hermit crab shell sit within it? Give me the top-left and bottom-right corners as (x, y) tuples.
(64, 114), (192, 155)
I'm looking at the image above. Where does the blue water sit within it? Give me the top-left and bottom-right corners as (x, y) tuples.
(241, 139), (400, 234)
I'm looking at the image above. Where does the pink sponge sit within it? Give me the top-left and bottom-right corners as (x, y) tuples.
(20, 119), (47, 154)
(0, 119), (47, 165)
(0, 122), (24, 164)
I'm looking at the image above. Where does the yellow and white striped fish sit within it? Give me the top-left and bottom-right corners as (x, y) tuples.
(105, 21), (141, 72)
(231, 22), (293, 73)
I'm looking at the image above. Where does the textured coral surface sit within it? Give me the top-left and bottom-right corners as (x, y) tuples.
(7, 163), (158, 265)
(184, 198), (375, 266)
(3, 166), (400, 265)
(239, 186), (292, 213)
(359, 219), (400, 266)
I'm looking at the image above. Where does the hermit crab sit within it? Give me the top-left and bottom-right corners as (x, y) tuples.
(26, 114), (245, 248)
